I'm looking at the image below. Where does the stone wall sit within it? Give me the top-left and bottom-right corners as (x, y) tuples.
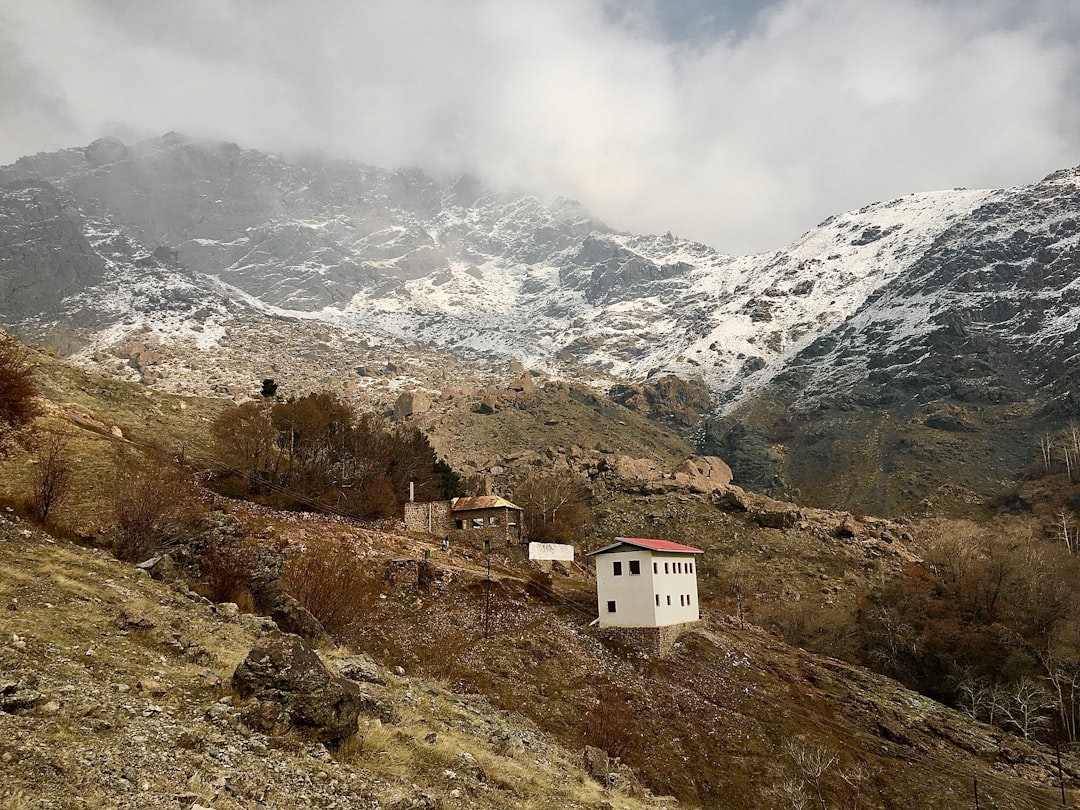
(596, 621), (698, 658)
(403, 500), (453, 535)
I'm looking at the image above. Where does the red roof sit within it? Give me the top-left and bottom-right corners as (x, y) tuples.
(587, 537), (704, 556)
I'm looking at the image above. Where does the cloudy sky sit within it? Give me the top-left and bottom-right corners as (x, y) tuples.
(2, 0), (1079, 254)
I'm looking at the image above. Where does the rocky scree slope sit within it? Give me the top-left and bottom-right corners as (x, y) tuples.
(0, 513), (660, 810)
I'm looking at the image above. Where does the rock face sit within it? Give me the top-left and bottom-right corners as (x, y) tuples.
(0, 182), (104, 320)
(609, 375), (712, 431)
(703, 169), (1080, 514)
(231, 631), (362, 744)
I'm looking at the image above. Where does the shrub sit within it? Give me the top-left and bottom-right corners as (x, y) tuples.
(202, 534), (260, 605)
(281, 539), (383, 641)
(111, 454), (200, 563)
(582, 682), (642, 765)
(26, 429), (72, 524)
(0, 332), (37, 454)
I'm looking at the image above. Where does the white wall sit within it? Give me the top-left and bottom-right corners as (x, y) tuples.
(529, 542), (575, 562)
(594, 549), (701, 628)
(649, 553), (700, 627)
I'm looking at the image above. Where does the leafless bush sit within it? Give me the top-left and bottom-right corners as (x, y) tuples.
(281, 539), (383, 641)
(202, 535), (260, 606)
(0, 332), (37, 455)
(27, 429), (72, 523)
(111, 455), (200, 563)
(784, 739), (837, 810)
(582, 682), (642, 765)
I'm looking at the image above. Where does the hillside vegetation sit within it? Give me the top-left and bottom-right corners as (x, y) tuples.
(2, 334), (1080, 809)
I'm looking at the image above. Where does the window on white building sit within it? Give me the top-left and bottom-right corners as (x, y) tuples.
(607, 600), (617, 613)
(666, 595), (671, 605)
(655, 594), (660, 606)
(613, 561), (623, 576)
(629, 560), (640, 575)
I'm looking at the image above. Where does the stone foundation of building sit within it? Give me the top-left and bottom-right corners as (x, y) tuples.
(596, 621), (698, 658)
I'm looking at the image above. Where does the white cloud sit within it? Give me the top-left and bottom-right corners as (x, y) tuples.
(1, 0), (1078, 253)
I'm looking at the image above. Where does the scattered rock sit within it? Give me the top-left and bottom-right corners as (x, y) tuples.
(0, 677), (41, 714)
(394, 391), (432, 420)
(583, 744), (610, 783)
(231, 632), (364, 745)
(251, 580), (326, 642)
(333, 653), (388, 685)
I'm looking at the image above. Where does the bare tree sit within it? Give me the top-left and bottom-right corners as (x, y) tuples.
(729, 554), (753, 630)
(836, 761), (878, 810)
(1040, 434), (1055, 471)
(1037, 638), (1080, 744)
(1001, 677), (1054, 740)
(27, 429), (72, 523)
(514, 471), (591, 543)
(766, 776), (813, 810)
(784, 739), (838, 810)
(955, 670), (1009, 727)
(864, 604), (920, 675)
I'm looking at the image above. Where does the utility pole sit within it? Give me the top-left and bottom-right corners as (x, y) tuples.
(484, 539), (491, 639)
(973, 775), (980, 810)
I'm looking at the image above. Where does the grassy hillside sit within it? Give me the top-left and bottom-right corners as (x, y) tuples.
(2, 340), (1080, 808)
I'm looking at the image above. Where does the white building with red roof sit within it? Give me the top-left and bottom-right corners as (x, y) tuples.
(587, 537), (703, 629)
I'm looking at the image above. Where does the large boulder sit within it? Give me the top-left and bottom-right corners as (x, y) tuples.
(674, 455), (733, 492)
(613, 455), (663, 483)
(231, 632), (362, 745)
(393, 391), (432, 420)
(251, 580), (326, 642)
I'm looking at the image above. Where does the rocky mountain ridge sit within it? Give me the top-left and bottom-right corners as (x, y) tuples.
(2, 134), (1078, 513)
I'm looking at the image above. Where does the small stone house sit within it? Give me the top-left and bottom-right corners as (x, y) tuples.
(404, 495), (523, 544)
(448, 495), (523, 542)
(587, 537), (703, 629)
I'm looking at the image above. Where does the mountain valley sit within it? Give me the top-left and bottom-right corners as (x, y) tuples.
(2, 133), (1080, 808)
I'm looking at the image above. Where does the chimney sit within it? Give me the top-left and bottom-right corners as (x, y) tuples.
(409, 481), (415, 502)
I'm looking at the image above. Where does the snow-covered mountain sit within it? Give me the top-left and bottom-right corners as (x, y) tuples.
(2, 133), (1078, 513)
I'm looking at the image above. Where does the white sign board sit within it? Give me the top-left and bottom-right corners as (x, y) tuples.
(528, 542), (575, 562)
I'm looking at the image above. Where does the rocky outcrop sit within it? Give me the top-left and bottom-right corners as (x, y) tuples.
(394, 390), (432, 420)
(250, 580), (327, 642)
(609, 375), (712, 431)
(673, 456), (733, 493)
(231, 631), (363, 745)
